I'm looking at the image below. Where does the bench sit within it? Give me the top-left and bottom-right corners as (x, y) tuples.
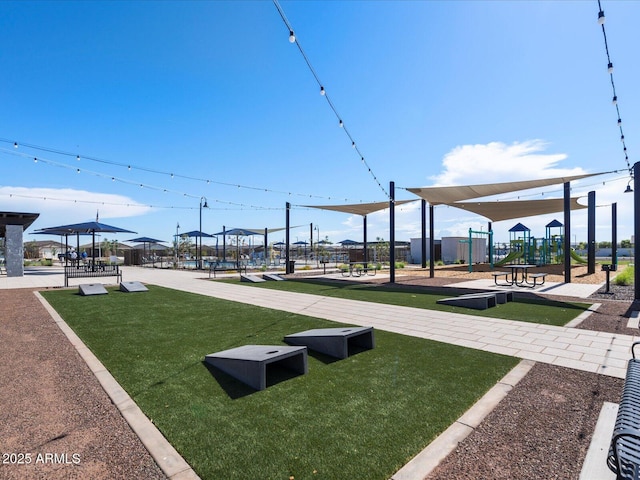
(64, 265), (122, 287)
(491, 271), (511, 286)
(208, 264), (247, 278)
(608, 341), (640, 479)
(524, 272), (547, 287)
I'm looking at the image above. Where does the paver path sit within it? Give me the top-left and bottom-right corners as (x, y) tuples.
(123, 267), (639, 379)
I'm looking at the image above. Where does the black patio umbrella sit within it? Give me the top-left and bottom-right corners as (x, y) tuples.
(34, 221), (136, 267)
(126, 236), (166, 263)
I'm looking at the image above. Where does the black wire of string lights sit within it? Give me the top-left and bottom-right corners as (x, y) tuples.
(272, 0), (390, 199)
(597, 1), (632, 182)
(0, 147), (284, 211)
(0, 138), (353, 203)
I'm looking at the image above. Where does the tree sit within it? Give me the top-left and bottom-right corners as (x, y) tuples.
(24, 241), (39, 259)
(598, 241), (612, 248)
(621, 239), (632, 248)
(375, 237), (390, 263)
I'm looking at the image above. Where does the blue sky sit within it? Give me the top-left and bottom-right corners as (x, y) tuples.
(1, 0), (639, 250)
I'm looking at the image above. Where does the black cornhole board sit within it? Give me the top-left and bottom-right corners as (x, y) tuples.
(120, 281), (148, 293)
(78, 283), (108, 296)
(284, 327), (375, 359)
(205, 345), (308, 391)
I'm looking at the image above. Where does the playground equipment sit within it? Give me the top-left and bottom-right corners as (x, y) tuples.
(462, 228), (493, 272)
(449, 220), (569, 271)
(507, 220), (565, 266)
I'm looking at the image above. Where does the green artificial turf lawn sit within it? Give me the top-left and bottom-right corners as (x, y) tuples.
(233, 278), (591, 326)
(43, 286), (518, 480)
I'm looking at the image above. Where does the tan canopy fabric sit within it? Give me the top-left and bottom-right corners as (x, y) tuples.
(444, 197), (586, 222)
(303, 199), (415, 216)
(406, 172), (602, 205)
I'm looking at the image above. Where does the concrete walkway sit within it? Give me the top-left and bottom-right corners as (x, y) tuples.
(117, 267), (636, 380)
(4, 266), (636, 379)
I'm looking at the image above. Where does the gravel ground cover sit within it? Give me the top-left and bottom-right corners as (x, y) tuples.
(0, 289), (166, 480)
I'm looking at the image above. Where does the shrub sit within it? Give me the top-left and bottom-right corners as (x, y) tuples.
(395, 262), (405, 269)
(614, 265), (634, 286)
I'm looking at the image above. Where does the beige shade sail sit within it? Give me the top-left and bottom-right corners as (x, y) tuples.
(444, 197), (587, 222)
(303, 199), (416, 216)
(406, 172), (603, 205)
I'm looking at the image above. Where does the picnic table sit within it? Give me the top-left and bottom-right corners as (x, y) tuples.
(341, 262), (376, 278)
(492, 264), (547, 288)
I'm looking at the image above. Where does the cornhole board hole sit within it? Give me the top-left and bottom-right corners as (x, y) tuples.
(119, 281), (148, 293)
(205, 345), (308, 391)
(263, 273), (285, 281)
(240, 274), (266, 283)
(78, 283), (108, 296)
(284, 327), (375, 359)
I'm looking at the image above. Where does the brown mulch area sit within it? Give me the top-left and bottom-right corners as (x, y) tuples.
(426, 363), (623, 480)
(0, 289), (166, 480)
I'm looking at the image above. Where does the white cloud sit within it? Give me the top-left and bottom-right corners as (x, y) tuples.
(0, 186), (151, 231)
(430, 140), (580, 186)
(387, 140), (631, 244)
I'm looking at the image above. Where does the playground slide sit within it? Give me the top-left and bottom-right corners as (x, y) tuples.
(570, 249), (588, 264)
(494, 250), (523, 266)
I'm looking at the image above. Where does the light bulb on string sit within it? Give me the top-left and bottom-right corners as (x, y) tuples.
(13, 142), (18, 148)
(608, 62), (614, 74)
(339, 120), (343, 128)
(320, 86), (325, 96)
(598, 10), (606, 25)
(612, 96), (618, 105)
(618, 118), (622, 127)
(76, 155), (80, 161)
(33, 157), (37, 163)
(289, 30), (295, 43)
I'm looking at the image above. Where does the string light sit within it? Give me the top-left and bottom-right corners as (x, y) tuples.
(0, 191), (281, 211)
(2, 148), (338, 210)
(0, 141), (366, 203)
(596, 1), (632, 178)
(272, 0), (389, 199)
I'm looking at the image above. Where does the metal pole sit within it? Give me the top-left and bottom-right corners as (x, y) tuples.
(429, 204), (434, 278)
(421, 199), (427, 269)
(612, 202), (617, 269)
(634, 162), (640, 300)
(389, 181), (395, 283)
(564, 182), (571, 284)
(587, 191), (596, 275)
(264, 227), (268, 267)
(285, 202), (291, 274)
(363, 215), (368, 267)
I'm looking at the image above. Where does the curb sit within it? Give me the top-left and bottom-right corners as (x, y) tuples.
(34, 291), (200, 480)
(391, 359), (536, 480)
